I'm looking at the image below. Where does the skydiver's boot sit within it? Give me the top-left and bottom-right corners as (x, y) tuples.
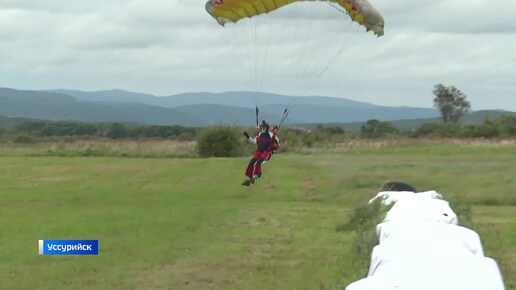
(251, 175), (260, 184)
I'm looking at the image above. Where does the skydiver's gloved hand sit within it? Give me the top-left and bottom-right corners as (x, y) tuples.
(243, 132), (250, 139)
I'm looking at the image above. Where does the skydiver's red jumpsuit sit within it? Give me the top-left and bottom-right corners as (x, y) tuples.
(244, 128), (279, 179)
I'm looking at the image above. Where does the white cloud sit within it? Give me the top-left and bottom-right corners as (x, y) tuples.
(0, 0), (515, 110)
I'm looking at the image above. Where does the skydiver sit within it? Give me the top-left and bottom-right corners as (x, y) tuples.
(241, 121), (280, 186)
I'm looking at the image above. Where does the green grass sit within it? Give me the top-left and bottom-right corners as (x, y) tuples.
(0, 142), (515, 289)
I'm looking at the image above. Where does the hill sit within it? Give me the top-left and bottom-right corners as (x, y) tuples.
(49, 90), (380, 109)
(0, 88), (204, 126)
(1, 88), (446, 126)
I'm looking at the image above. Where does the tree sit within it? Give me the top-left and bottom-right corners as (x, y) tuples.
(360, 119), (398, 138)
(316, 124), (345, 135)
(106, 123), (127, 139)
(433, 84), (471, 123)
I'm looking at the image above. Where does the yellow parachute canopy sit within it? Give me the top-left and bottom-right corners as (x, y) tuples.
(205, 0), (384, 37)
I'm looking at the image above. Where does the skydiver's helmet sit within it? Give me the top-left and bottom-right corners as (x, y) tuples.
(260, 120), (270, 132)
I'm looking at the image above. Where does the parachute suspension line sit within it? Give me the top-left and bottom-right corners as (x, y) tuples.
(300, 3), (344, 82)
(251, 17), (261, 114)
(292, 2), (342, 91)
(254, 106), (288, 130)
(245, 17), (256, 92)
(279, 107), (290, 128)
(292, 2), (318, 89)
(326, 2), (349, 16)
(234, 18), (260, 106)
(255, 106), (260, 127)
(314, 48), (343, 79)
(286, 2), (300, 87)
(298, 7), (329, 82)
(258, 17), (273, 94)
(227, 20), (255, 92)
(313, 3), (353, 80)
(300, 2), (336, 82)
(230, 18), (256, 92)
(252, 16), (260, 92)
(314, 30), (348, 79)
(250, 12), (273, 111)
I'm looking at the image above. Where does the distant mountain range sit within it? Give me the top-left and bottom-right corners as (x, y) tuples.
(0, 87), (513, 129)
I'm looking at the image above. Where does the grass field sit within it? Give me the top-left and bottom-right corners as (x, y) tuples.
(0, 141), (515, 289)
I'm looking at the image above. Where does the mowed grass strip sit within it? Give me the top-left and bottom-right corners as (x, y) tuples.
(0, 143), (514, 289)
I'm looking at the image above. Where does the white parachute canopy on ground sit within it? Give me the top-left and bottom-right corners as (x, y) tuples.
(347, 188), (506, 290)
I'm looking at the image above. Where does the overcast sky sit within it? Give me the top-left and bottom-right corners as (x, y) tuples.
(0, 0), (515, 110)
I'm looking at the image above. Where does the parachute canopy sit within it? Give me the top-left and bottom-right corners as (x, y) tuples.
(205, 0), (385, 36)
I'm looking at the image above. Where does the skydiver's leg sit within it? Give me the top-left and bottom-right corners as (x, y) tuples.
(262, 153), (271, 164)
(242, 158), (257, 186)
(265, 150), (272, 162)
(245, 158), (257, 179)
(253, 158), (264, 179)
(253, 149), (272, 180)
(245, 150), (260, 175)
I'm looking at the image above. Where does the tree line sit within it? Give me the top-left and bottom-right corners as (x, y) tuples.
(1, 113), (514, 144)
(359, 115), (515, 138)
(4, 121), (197, 140)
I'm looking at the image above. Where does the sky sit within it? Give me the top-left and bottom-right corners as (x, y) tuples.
(0, 0), (515, 110)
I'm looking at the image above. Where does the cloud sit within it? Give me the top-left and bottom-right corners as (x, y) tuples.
(0, 0), (515, 111)
(378, 0), (516, 34)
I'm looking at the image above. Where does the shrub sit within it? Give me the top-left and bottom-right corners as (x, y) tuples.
(302, 131), (326, 147)
(178, 131), (195, 141)
(196, 125), (242, 157)
(460, 120), (499, 138)
(13, 134), (36, 144)
(410, 123), (442, 137)
(495, 115), (516, 137)
(361, 119), (398, 138)
(336, 198), (393, 277)
(106, 123), (127, 139)
(336, 198), (392, 232)
(446, 195), (474, 229)
(411, 122), (461, 138)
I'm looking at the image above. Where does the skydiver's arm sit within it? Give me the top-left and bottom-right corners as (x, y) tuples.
(269, 132), (280, 148)
(243, 132), (257, 144)
(271, 125), (279, 134)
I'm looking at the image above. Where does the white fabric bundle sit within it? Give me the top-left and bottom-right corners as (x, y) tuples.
(346, 189), (505, 290)
(375, 221), (484, 256)
(369, 190), (443, 205)
(347, 255), (505, 290)
(383, 198), (458, 225)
